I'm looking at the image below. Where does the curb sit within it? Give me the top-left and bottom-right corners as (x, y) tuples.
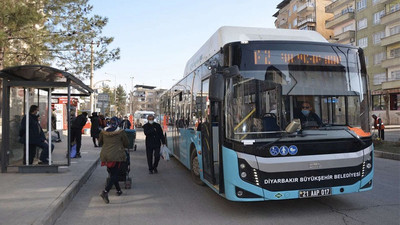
(374, 151), (400, 161)
(32, 157), (100, 225)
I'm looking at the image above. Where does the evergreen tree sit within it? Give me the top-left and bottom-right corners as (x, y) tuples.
(0, 0), (120, 78)
(115, 84), (127, 116)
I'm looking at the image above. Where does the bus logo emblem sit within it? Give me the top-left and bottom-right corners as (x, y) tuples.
(289, 145), (298, 155)
(269, 146), (279, 156)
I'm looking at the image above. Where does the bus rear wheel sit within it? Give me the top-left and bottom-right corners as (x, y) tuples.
(191, 150), (204, 186)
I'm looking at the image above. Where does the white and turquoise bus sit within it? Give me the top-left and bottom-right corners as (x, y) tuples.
(160, 26), (373, 201)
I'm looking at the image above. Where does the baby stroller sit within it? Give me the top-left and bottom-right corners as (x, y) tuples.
(106, 150), (132, 189)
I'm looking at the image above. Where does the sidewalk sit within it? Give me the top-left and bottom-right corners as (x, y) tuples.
(0, 135), (100, 225)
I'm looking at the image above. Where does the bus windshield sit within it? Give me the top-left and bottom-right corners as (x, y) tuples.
(225, 44), (369, 142)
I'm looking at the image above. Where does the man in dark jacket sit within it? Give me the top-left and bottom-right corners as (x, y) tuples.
(89, 112), (100, 147)
(19, 105), (54, 164)
(119, 116), (132, 129)
(143, 115), (165, 174)
(71, 112), (88, 158)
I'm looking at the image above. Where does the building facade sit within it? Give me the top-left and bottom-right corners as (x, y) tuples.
(274, 0), (334, 40)
(130, 85), (166, 114)
(325, 0), (356, 45)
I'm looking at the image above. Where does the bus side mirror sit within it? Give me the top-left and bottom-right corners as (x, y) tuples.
(285, 119), (301, 133)
(209, 73), (224, 102)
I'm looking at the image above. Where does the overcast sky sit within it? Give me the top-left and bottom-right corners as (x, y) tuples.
(90, 0), (282, 91)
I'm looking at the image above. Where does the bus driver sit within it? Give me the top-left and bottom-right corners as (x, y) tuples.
(297, 101), (322, 128)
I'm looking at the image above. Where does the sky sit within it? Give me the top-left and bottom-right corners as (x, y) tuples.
(89, 0), (282, 92)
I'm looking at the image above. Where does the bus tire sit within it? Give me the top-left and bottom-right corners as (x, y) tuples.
(191, 149), (205, 186)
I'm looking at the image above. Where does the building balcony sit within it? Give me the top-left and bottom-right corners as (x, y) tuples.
(381, 33), (400, 46)
(381, 56), (400, 68)
(380, 9), (400, 25)
(297, 2), (315, 15)
(326, 11), (355, 29)
(326, 0), (353, 13)
(333, 30), (355, 42)
(298, 17), (316, 27)
(382, 79), (400, 90)
(380, 0), (396, 4)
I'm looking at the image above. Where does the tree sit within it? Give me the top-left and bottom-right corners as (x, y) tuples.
(115, 85), (127, 116)
(0, 0), (120, 78)
(45, 0), (120, 79)
(0, 0), (49, 70)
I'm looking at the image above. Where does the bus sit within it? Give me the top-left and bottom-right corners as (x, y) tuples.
(133, 110), (155, 127)
(159, 26), (373, 201)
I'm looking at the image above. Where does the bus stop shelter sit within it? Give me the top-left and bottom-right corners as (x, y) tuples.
(0, 65), (93, 173)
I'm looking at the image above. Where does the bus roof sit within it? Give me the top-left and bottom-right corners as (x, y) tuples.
(184, 26), (328, 76)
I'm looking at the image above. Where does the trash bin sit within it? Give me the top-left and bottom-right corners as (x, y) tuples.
(124, 129), (136, 151)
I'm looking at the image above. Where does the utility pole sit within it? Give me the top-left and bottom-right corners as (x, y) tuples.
(90, 41), (94, 113)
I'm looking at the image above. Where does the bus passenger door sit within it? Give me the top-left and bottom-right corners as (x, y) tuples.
(201, 79), (220, 188)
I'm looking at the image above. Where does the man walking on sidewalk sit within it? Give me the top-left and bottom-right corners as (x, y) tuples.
(143, 115), (165, 174)
(71, 112), (88, 158)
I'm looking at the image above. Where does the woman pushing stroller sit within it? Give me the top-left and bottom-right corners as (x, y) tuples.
(99, 116), (129, 204)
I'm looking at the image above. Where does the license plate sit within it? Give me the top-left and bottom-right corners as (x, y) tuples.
(299, 188), (331, 198)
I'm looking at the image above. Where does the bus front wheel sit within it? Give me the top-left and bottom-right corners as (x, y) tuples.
(191, 150), (204, 186)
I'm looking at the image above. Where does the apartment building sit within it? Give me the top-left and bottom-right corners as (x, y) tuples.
(325, 0), (356, 45)
(377, 0), (400, 124)
(274, 0), (334, 40)
(130, 85), (166, 114)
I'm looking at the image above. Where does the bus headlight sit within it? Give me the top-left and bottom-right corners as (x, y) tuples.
(238, 158), (259, 186)
(362, 151), (373, 178)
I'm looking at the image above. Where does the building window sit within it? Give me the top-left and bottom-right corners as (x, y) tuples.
(289, 23), (291, 29)
(373, 31), (385, 44)
(390, 70), (400, 81)
(373, 73), (387, 85)
(390, 48), (400, 58)
(357, 18), (367, 30)
(389, 3), (400, 13)
(373, 10), (385, 25)
(372, 0), (380, 5)
(358, 37), (368, 48)
(389, 25), (400, 36)
(293, 4), (297, 12)
(288, 9), (291, 17)
(374, 52), (386, 65)
(390, 94), (400, 110)
(293, 18), (297, 27)
(372, 95), (386, 110)
(343, 24), (354, 32)
(357, 0), (367, 11)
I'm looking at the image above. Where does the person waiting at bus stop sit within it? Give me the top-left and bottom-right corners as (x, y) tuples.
(71, 112), (88, 158)
(19, 105), (54, 165)
(99, 116), (129, 204)
(143, 115), (165, 174)
(372, 114), (385, 140)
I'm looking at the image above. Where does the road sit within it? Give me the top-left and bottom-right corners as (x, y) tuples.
(383, 129), (400, 142)
(55, 131), (400, 225)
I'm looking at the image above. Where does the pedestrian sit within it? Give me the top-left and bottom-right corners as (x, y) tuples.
(119, 115), (132, 129)
(89, 112), (101, 147)
(19, 105), (54, 164)
(51, 108), (61, 142)
(372, 114), (385, 140)
(71, 112), (88, 158)
(143, 115), (165, 174)
(99, 116), (129, 204)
